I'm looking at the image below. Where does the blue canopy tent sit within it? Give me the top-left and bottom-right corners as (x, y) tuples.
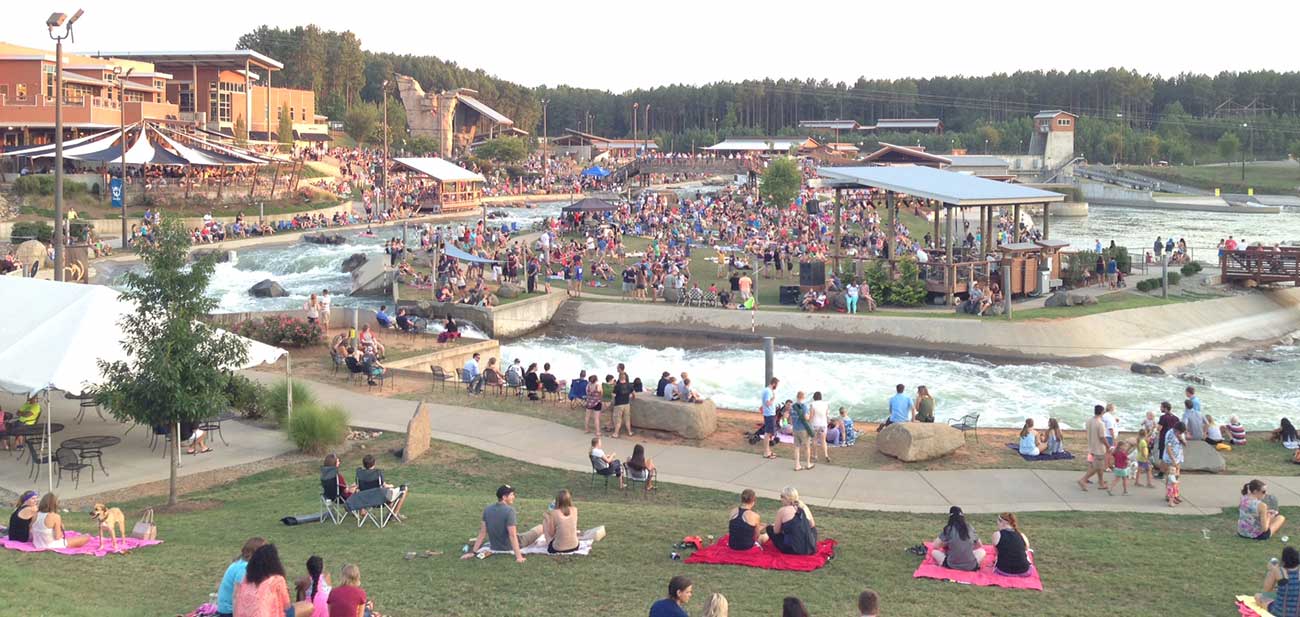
(442, 244), (500, 265)
(581, 166), (611, 178)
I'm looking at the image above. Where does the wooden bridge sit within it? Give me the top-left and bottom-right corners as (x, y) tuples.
(1220, 247), (1300, 287)
(611, 158), (758, 183)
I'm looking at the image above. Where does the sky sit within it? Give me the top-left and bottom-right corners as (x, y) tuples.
(2, 0), (1297, 92)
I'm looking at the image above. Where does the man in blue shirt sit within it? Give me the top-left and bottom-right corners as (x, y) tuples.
(884, 384), (914, 430)
(648, 576), (693, 617)
(375, 305), (393, 329)
(216, 537), (265, 617)
(463, 352), (483, 394)
(760, 378), (779, 459)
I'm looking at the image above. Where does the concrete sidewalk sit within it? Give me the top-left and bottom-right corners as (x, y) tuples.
(253, 373), (1298, 516)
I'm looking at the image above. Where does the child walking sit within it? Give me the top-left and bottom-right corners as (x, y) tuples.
(1108, 441), (1132, 495)
(1135, 428), (1154, 488)
(1166, 463), (1182, 507)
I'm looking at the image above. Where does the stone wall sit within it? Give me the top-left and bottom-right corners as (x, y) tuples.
(384, 339), (501, 376)
(409, 291), (567, 339)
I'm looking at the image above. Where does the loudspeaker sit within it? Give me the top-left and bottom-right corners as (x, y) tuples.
(806, 199), (820, 215)
(799, 261), (825, 286)
(779, 285), (802, 305)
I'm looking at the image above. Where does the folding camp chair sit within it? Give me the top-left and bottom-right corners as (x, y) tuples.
(589, 455), (612, 490)
(319, 468), (346, 525)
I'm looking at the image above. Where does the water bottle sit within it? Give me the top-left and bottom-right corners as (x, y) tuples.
(670, 552), (681, 561)
(1272, 558), (1281, 567)
(461, 544), (470, 554)
(1284, 536), (1291, 544)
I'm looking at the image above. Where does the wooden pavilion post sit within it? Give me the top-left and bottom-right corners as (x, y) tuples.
(217, 167), (230, 202)
(932, 199), (940, 252)
(268, 161), (282, 201)
(248, 164), (259, 200)
(1042, 202), (1050, 239)
(1013, 203), (1021, 242)
(945, 203), (954, 306)
(886, 191), (897, 273)
(833, 187), (842, 275)
(290, 160), (303, 193)
(986, 206), (995, 250)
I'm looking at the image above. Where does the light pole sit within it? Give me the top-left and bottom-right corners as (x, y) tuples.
(644, 103), (651, 156)
(47, 9), (84, 282)
(381, 79), (389, 218)
(114, 65), (132, 249)
(1115, 113), (1124, 166)
(632, 102), (639, 160)
(540, 98), (548, 185)
(1241, 122), (1249, 182)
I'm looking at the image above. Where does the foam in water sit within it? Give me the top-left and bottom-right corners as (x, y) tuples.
(501, 336), (1300, 430)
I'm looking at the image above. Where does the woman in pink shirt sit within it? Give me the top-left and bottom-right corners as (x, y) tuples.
(235, 544), (312, 617)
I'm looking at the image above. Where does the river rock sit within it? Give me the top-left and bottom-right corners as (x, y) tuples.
(250, 279), (288, 298)
(663, 286), (684, 304)
(629, 396), (717, 439)
(1182, 440), (1226, 473)
(402, 402), (432, 463)
(497, 283), (521, 299)
(877, 422), (965, 462)
(828, 292), (847, 311)
(1178, 372), (1210, 386)
(192, 249), (233, 263)
(341, 253), (368, 273)
(1130, 362), (1166, 375)
(14, 239), (48, 271)
(304, 233), (346, 245)
(1044, 291), (1098, 308)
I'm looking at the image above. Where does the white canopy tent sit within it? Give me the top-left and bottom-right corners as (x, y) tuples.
(0, 277), (291, 492)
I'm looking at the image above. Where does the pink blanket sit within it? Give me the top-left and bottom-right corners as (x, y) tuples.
(912, 542), (1043, 590)
(2, 530), (162, 556)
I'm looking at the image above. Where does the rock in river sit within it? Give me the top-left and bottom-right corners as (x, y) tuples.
(250, 279), (287, 298)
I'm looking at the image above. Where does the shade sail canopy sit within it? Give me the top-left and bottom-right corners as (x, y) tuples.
(0, 277), (286, 397)
(0, 129), (116, 157)
(561, 197), (616, 213)
(581, 166), (611, 178)
(816, 165), (1066, 206)
(392, 157), (486, 183)
(17, 123), (268, 166)
(443, 244), (500, 264)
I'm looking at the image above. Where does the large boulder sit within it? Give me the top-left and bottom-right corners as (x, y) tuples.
(403, 402), (432, 463)
(1130, 362), (1166, 375)
(496, 283), (522, 299)
(1182, 440), (1226, 473)
(877, 422), (965, 462)
(629, 396), (717, 439)
(663, 286), (684, 304)
(1044, 291), (1099, 308)
(341, 253), (368, 273)
(249, 279), (288, 298)
(304, 233), (346, 245)
(14, 239), (49, 270)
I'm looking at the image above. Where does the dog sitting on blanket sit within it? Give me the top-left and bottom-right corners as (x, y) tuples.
(90, 503), (126, 550)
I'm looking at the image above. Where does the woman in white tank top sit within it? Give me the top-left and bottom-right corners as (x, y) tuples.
(31, 494), (90, 550)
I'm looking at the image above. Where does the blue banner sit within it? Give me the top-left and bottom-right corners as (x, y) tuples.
(110, 178), (123, 208)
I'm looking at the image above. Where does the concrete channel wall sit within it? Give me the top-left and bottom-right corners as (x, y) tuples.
(558, 288), (1300, 365)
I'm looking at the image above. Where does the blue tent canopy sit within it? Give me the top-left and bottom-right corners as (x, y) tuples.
(443, 244), (499, 265)
(581, 166), (611, 178)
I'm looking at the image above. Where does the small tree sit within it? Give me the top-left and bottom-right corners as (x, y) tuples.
(1217, 131), (1241, 162)
(233, 115), (248, 147)
(344, 103), (379, 145)
(278, 103), (294, 151)
(1138, 134), (1162, 165)
(95, 219), (249, 506)
(976, 125), (1001, 152)
(474, 136), (528, 163)
(886, 257), (927, 306)
(1289, 140), (1300, 173)
(760, 156), (802, 207)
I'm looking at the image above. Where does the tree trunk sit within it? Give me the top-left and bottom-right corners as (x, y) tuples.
(169, 422), (179, 506)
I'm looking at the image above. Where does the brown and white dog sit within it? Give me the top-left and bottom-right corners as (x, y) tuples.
(90, 503), (126, 550)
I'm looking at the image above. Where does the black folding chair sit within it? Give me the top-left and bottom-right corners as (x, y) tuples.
(55, 447), (93, 489)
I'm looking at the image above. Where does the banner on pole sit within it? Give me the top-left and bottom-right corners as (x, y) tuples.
(110, 178), (123, 208)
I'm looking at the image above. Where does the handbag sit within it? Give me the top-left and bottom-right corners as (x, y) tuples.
(130, 508), (157, 540)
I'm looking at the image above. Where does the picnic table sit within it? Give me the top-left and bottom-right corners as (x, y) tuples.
(198, 412), (238, 447)
(60, 435), (121, 476)
(9, 422), (65, 438)
(64, 392), (105, 423)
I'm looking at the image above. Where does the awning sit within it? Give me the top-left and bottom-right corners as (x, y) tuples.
(442, 244), (499, 265)
(580, 166), (610, 178)
(1, 129), (117, 157)
(392, 157), (486, 182)
(816, 165), (1066, 207)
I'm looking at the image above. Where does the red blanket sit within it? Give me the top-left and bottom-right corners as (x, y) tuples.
(683, 535), (836, 572)
(912, 542), (1043, 590)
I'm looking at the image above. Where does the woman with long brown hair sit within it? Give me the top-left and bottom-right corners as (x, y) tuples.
(31, 493), (90, 550)
(915, 385), (935, 423)
(543, 489), (580, 554)
(991, 512), (1033, 576)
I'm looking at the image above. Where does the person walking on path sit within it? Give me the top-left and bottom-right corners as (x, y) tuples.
(760, 378), (779, 459)
(790, 392), (815, 471)
(319, 289), (332, 333)
(1078, 405), (1110, 491)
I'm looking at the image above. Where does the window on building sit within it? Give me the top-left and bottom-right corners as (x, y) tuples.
(124, 91), (146, 103)
(0, 85), (8, 101)
(178, 83), (194, 113)
(43, 65), (56, 99)
(1057, 118), (1072, 127)
(15, 83), (27, 100)
(63, 83), (95, 104)
(209, 81), (233, 123)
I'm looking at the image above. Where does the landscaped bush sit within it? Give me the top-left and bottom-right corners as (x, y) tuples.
(225, 374), (270, 420)
(12, 175), (87, 196)
(1136, 279), (1157, 292)
(288, 403), (349, 454)
(1167, 271), (1182, 286)
(884, 257), (927, 307)
(10, 221), (52, 244)
(1062, 250), (1097, 288)
(1180, 261), (1203, 277)
(262, 379), (318, 427)
(233, 315), (323, 348)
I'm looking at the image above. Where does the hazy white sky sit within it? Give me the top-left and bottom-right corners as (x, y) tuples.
(3, 0), (1296, 92)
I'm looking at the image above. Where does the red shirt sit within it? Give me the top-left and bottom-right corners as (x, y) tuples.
(327, 584), (367, 617)
(1113, 448), (1129, 468)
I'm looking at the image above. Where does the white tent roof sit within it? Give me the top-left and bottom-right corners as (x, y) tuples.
(392, 157), (486, 182)
(0, 277), (287, 397)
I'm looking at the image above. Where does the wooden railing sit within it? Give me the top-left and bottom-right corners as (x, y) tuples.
(1221, 247), (1300, 286)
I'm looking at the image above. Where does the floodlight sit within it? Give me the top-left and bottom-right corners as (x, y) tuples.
(46, 13), (67, 28)
(69, 9), (84, 25)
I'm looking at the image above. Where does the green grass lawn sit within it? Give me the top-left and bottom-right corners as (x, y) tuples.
(1, 435), (1287, 617)
(1137, 163), (1300, 196)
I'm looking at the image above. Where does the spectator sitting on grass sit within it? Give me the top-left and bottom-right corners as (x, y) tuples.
(215, 537), (265, 617)
(375, 305), (393, 329)
(649, 576), (694, 617)
(462, 485), (542, 563)
(858, 589), (881, 617)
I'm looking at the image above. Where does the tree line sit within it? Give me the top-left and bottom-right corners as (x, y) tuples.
(235, 25), (1300, 161)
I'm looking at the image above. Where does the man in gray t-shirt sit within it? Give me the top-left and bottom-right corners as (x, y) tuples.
(462, 485), (543, 563)
(1181, 400), (1206, 441)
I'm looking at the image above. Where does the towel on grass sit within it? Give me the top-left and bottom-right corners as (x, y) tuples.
(684, 535), (836, 572)
(1005, 443), (1075, 462)
(1238, 595), (1276, 617)
(912, 542), (1043, 590)
(1, 531), (162, 557)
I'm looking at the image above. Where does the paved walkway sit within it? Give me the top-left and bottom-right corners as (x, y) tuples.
(250, 373), (1300, 516)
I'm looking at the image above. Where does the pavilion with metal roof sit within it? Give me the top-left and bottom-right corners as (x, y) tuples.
(817, 165), (1066, 305)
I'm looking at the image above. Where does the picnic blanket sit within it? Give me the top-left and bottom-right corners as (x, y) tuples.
(912, 542), (1043, 590)
(1238, 595), (1276, 617)
(684, 535), (836, 572)
(1005, 443), (1075, 462)
(1, 530), (162, 556)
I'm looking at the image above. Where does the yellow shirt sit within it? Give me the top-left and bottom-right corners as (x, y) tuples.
(17, 402), (40, 425)
(1137, 438), (1150, 463)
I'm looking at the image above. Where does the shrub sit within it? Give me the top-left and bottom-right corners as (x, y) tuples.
(1180, 261), (1203, 277)
(10, 221), (53, 244)
(288, 403), (349, 454)
(69, 221), (94, 242)
(1136, 279), (1157, 292)
(233, 315), (322, 348)
(262, 379), (318, 427)
(1166, 271), (1182, 286)
(225, 374), (270, 420)
(885, 257), (927, 307)
(14, 175), (55, 196)
(1062, 250), (1097, 288)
